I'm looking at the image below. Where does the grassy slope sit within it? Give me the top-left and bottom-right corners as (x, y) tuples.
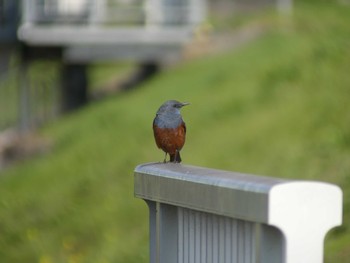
(1, 2), (350, 262)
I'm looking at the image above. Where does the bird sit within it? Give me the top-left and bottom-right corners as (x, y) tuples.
(153, 100), (189, 163)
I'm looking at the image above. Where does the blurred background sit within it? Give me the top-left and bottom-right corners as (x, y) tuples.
(0, 0), (349, 262)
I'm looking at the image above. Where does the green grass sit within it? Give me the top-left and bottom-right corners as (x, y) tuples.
(1, 1), (350, 262)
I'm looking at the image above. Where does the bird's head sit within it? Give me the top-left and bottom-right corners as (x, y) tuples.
(157, 100), (190, 115)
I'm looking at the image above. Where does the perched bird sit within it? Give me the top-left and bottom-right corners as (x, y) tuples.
(153, 100), (189, 163)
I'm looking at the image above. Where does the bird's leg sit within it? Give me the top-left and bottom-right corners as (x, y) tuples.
(163, 152), (168, 163)
(175, 149), (181, 163)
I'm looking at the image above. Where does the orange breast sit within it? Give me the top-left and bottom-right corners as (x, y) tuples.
(153, 123), (186, 155)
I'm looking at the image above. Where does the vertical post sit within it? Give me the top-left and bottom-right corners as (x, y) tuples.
(145, 0), (163, 28)
(147, 201), (178, 263)
(269, 182), (342, 263)
(22, 0), (36, 24)
(19, 62), (31, 131)
(147, 201), (157, 263)
(89, 0), (106, 25)
(189, 0), (207, 25)
(146, 0), (190, 27)
(256, 224), (284, 263)
(60, 63), (88, 113)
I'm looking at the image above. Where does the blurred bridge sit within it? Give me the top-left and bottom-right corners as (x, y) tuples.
(0, 0), (206, 132)
(18, 0), (206, 62)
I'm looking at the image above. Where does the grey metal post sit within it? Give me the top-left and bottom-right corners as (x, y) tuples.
(256, 224), (284, 263)
(22, 0), (36, 24)
(19, 62), (31, 131)
(147, 201), (157, 263)
(147, 201), (178, 263)
(60, 63), (88, 113)
(89, 0), (106, 25)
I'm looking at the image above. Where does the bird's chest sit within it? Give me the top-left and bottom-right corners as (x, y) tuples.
(153, 115), (186, 152)
(153, 126), (185, 152)
(154, 114), (182, 129)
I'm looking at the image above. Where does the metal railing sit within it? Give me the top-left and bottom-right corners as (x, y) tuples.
(21, 0), (205, 27)
(18, 0), (206, 61)
(134, 163), (342, 263)
(0, 67), (19, 131)
(0, 61), (59, 132)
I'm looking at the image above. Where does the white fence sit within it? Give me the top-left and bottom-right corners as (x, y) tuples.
(134, 163), (342, 263)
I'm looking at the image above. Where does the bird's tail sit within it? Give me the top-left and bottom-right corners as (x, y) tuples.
(170, 151), (181, 163)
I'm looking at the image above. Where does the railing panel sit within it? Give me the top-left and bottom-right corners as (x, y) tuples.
(179, 208), (256, 263)
(135, 163), (342, 263)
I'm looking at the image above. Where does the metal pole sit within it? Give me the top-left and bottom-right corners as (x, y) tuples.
(19, 62), (31, 132)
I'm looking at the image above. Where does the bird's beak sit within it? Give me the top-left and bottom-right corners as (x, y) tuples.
(181, 102), (190, 107)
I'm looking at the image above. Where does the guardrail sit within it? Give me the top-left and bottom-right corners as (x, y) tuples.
(134, 163), (342, 263)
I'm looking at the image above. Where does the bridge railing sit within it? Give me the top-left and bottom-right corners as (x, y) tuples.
(18, 0), (206, 62)
(134, 163), (342, 263)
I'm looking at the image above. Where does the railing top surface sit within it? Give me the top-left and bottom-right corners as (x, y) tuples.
(17, 24), (193, 46)
(134, 163), (342, 226)
(135, 162), (287, 193)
